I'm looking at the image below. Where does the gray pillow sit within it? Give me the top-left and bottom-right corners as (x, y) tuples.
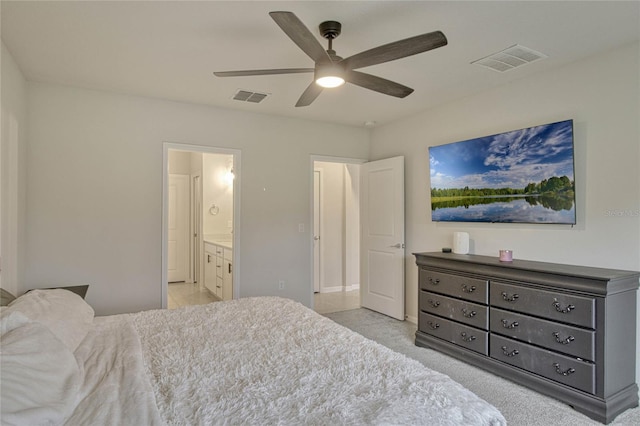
(0, 288), (16, 306)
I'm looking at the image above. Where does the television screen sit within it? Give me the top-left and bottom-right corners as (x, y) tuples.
(429, 119), (576, 224)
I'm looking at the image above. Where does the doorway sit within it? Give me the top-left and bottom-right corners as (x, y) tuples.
(162, 143), (241, 309)
(310, 155), (406, 320)
(311, 157), (363, 314)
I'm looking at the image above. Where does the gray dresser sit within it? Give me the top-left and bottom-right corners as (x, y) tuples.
(414, 252), (639, 424)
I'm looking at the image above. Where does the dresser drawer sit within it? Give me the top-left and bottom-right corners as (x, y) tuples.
(419, 269), (488, 304)
(420, 291), (488, 329)
(490, 335), (595, 394)
(490, 281), (595, 328)
(419, 312), (488, 355)
(490, 308), (596, 361)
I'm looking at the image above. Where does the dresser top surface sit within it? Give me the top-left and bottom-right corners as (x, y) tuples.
(414, 252), (639, 283)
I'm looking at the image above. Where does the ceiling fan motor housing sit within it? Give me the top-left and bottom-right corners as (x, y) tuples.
(319, 21), (342, 39)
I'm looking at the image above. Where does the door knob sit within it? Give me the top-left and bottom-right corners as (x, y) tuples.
(389, 243), (405, 248)
(314, 236), (320, 241)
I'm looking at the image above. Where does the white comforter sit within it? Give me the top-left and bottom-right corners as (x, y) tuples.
(70, 297), (506, 425)
(68, 314), (162, 425)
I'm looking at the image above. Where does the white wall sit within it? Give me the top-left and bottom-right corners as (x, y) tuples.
(315, 161), (345, 291)
(190, 151), (202, 177)
(168, 150), (192, 175)
(0, 43), (28, 296)
(344, 164), (360, 290)
(314, 161), (360, 292)
(371, 42), (640, 383)
(202, 153), (233, 237)
(24, 83), (369, 315)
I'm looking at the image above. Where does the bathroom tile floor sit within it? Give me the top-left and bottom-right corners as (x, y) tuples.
(168, 282), (218, 309)
(168, 282), (360, 314)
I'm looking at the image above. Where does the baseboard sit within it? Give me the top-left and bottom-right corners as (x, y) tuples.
(405, 315), (417, 324)
(319, 286), (343, 293)
(320, 285), (360, 293)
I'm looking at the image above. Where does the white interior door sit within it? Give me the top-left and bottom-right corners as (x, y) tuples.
(360, 156), (405, 320)
(168, 174), (189, 282)
(313, 170), (321, 293)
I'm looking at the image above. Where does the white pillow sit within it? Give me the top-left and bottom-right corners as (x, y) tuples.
(0, 311), (81, 426)
(0, 309), (31, 334)
(6, 289), (94, 351)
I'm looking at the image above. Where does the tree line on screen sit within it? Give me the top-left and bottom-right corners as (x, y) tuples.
(431, 175), (574, 200)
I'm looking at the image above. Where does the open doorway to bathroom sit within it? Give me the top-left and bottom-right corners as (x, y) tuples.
(311, 157), (364, 314)
(162, 144), (240, 309)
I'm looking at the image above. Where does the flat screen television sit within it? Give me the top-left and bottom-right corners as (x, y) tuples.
(429, 119), (576, 224)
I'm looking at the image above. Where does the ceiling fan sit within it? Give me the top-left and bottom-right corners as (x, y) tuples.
(214, 11), (447, 107)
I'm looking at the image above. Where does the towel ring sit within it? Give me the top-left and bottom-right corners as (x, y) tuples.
(209, 204), (219, 215)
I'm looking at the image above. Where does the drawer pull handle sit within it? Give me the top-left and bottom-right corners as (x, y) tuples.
(552, 332), (575, 345)
(428, 277), (440, 285)
(552, 299), (575, 314)
(501, 346), (519, 357)
(501, 292), (519, 302)
(461, 308), (477, 318)
(501, 319), (519, 329)
(427, 299), (440, 308)
(427, 321), (440, 330)
(553, 363), (576, 376)
(460, 332), (476, 342)
(461, 284), (476, 293)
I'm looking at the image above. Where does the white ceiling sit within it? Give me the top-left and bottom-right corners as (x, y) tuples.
(2, 1), (639, 128)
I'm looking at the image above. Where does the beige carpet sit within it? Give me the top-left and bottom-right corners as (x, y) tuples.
(325, 308), (640, 426)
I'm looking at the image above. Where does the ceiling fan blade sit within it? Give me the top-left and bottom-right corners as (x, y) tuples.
(346, 71), (414, 98)
(295, 82), (323, 107)
(214, 68), (314, 77)
(269, 11), (332, 64)
(341, 31), (447, 70)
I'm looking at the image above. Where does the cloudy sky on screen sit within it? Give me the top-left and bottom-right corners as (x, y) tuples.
(429, 120), (575, 190)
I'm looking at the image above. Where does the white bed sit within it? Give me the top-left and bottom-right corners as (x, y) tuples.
(1, 290), (506, 425)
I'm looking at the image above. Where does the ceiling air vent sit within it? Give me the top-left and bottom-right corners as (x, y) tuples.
(232, 90), (269, 103)
(472, 44), (547, 72)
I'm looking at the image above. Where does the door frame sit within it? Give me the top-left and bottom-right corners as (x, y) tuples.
(191, 175), (202, 286)
(162, 142), (241, 308)
(309, 155), (366, 308)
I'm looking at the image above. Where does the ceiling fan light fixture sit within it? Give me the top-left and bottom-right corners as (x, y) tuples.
(315, 64), (345, 88)
(316, 75), (345, 88)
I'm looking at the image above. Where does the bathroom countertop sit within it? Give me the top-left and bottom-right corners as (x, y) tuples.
(203, 235), (232, 250)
